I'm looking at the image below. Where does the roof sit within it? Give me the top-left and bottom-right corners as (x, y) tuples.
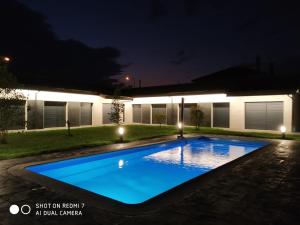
(122, 83), (225, 97)
(17, 83), (133, 100)
(14, 65), (300, 98)
(124, 66), (300, 97)
(17, 79), (116, 96)
(18, 84), (101, 96)
(192, 66), (299, 93)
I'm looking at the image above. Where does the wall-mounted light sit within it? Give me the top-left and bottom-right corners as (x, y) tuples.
(117, 126), (125, 142)
(280, 125), (286, 139)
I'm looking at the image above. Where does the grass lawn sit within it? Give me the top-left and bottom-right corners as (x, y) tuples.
(0, 125), (177, 159)
(1, 125), (299, 160)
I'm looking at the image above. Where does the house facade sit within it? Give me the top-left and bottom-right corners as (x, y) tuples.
(6, 88), (298, 133)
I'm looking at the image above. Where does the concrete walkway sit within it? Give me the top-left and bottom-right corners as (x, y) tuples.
(1, 136), (300, 225)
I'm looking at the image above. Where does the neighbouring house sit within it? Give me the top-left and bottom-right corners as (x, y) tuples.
(2, 66), (300, 133)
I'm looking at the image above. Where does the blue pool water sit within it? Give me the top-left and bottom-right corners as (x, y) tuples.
(27, 137), (268, 204)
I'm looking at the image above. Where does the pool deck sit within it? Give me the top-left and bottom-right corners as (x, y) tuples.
(1, 134), (300, 225)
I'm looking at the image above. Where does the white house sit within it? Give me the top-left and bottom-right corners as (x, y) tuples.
(2, 86), (296, 134)
(3, 66), (300, 133)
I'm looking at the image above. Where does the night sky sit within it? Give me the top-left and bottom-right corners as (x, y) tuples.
(18, 0), (300, 86)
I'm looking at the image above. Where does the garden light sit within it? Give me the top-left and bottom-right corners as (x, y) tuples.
(177, 122), (184, 138)
(280, 125), (286, 139)
(177, 122), (183, 129)
(117, 126), (125, 142)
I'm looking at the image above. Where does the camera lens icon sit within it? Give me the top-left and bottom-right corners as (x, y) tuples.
(21, 205), (31, 215)
(9, 205), (19, 214)
(9, 204), (31, 215)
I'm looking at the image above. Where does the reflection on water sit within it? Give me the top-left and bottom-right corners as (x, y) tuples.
(144, 143), (246, 169)
(118, 159), (124, 168)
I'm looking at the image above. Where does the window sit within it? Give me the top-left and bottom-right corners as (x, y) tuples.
(27, 100), (44, 129)
(213, 103), (230, 128)
(132, 104), (142, 123)
(44, 102), (66, 128)
(142, 104), (151, 124)
(67, 102), (80, 127)
(102, 103), (112, 124)
(152, 104), (167, 124)
(80, 103), (92, 125)
(245, 102), (283, 130)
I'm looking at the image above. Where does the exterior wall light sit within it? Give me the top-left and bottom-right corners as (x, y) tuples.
(117, 126), (125, 142)
(280, 125), (286, 139)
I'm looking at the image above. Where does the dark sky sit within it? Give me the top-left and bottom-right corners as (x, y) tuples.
(19, 0), (300, 86)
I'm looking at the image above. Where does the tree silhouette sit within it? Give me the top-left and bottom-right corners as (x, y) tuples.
(0, 0), (122, 92)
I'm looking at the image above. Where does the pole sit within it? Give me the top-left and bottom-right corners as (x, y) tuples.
(67, 120), (71, 136)
(180, 97), (184, 138)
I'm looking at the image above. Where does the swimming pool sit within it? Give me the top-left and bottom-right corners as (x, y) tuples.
(27, 137), (268, 204)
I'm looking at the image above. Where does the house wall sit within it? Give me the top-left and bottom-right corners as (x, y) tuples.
(229, 95), (292, 132)
(3, 89), (293, 133)
(130, 94), (293, 132)
(19, 89), (107, 129)
(292, 93), (300, 132)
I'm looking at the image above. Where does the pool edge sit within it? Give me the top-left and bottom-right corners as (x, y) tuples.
(8, 134), (274, 215)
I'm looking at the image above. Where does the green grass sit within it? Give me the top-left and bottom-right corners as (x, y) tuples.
(0, 125), (177, 159)
(0, 125), (299, 160)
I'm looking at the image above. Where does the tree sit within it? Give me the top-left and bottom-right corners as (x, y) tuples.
(153, 113), (166, 128)
(109, 88), (124, 125)
(190, 105), (204, 129)
(0, 1), (123, 91)
(0, 63), (25, 144)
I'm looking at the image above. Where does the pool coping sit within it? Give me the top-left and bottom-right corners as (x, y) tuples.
(8, 134), (275, 215)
